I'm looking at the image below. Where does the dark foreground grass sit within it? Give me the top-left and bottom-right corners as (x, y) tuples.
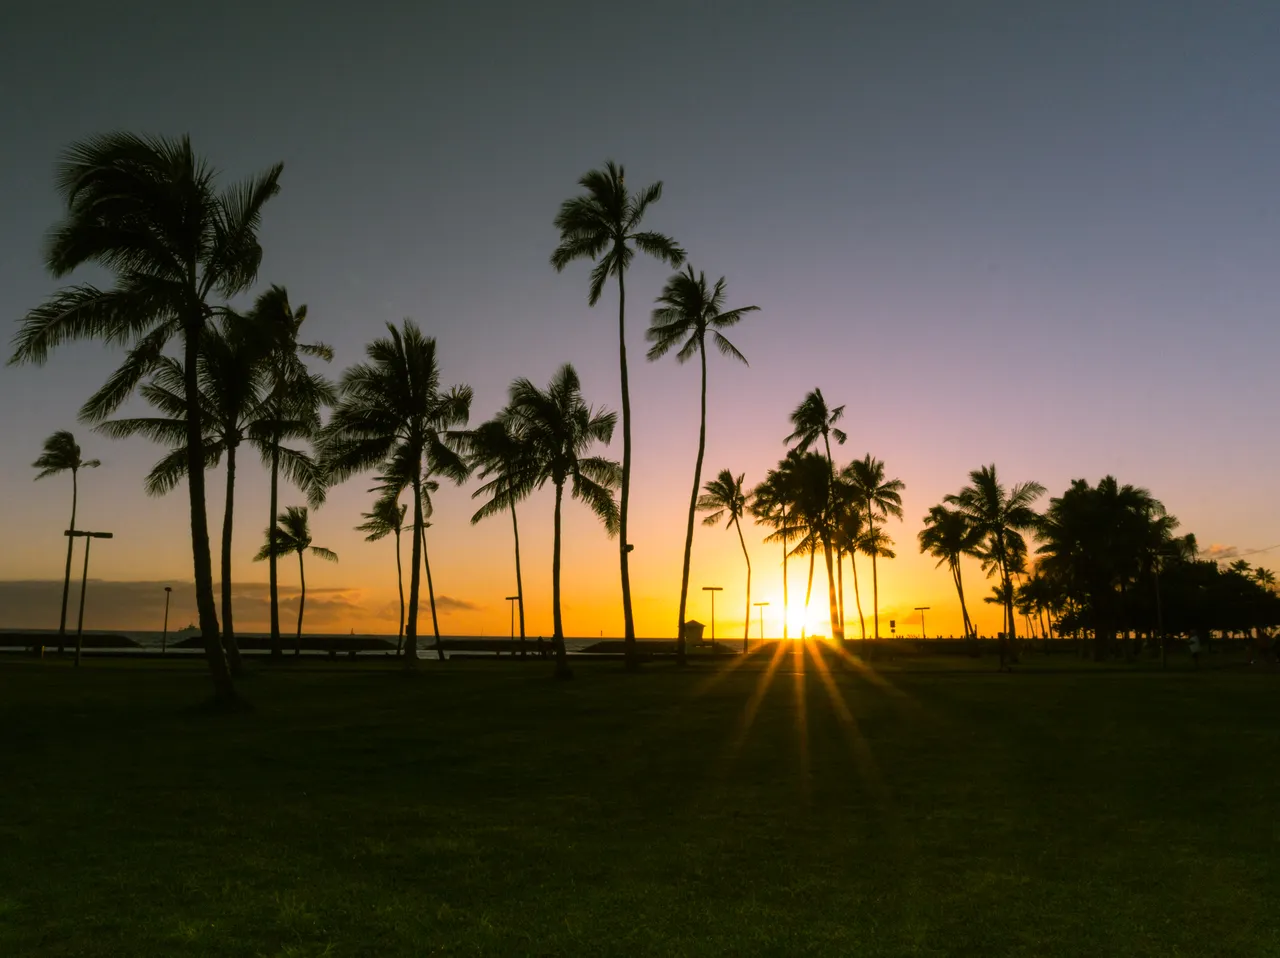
(1, 650), (1277, 957)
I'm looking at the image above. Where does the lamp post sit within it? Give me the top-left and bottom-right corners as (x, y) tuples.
(753, 601), (770, 648)
(702, 586), (723, 645)
(914, 606), (931, 640)
(505, 595), (519, 656)
(162, 586), (172, 656)
(65, 530), (113, 667)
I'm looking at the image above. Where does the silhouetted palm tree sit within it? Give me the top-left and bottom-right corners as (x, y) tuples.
(9, 134), (282, 702)
(31, 430), (100, 653)
(356, 494), (407, 654)
(505, 364), (619, 679)
(947, 465), (1044, 669)
(465, 417), (535, 657)
(918, 505), (983, 642)
(254, 506), (337, 655)
(319, 321), (471, 666)
(844, 455), (905, 647)
(246, 286), (333, 660)
(751, 450), (803, 641)
(786, 390), (847, 642)
(783, 452), (838, 640)
(646, 266), (756, 664)
(1254, 567), (1276, 591)
(552, 161), (684, 668)
(833, 497), (868, 641)
(698, 470), (753, 653)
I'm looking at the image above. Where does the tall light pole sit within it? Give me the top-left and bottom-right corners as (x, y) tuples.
(753, 601), (770, 648)
(915, 606), (931, 640)
(505, 595), (519, 656)
(66, 530), (113, 667)
(162, 586), (172, 656)
(702, 586), (723, 645)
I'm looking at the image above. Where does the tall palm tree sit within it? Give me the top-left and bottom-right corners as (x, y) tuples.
(832, 491), (869, 641)
(319, 321), (471, 666)
(465, 417), (535, 657)
(356, 494), (408, 654)
(10, 134), (282, 702)
(31, 430), (100, 653)
(786, 389), (847, 642)
(751, 450), (803, 641)
(646, 266), (756, 664)
(843, 455), (905, 646)
(246, 286), (333, 661)
(551, 161), (684, 668)
(254, 506), (338, 655)
(946, 465), (1044, 669)
(783, 452), (838, 640)
(918, 505), (983, 642)
(698, 470), (753, 653)
(505, 364), (619, 679)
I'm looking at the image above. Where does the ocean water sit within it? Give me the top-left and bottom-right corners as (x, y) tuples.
(0, 629), (602, 654)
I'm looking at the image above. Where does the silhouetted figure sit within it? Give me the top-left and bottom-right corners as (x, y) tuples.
(1189, 630), (1201, 668)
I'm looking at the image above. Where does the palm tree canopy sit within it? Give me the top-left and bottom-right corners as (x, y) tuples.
(505, 364), (620, 535)
(9, 133), (282, 419)
(645, 266), (755, 366)
(843, 455), (906, 523)
(356, 497), (406, 543)
(785, 388), (846, 453)
(780, 451), (835, 557)
(945, 464), (1044, 569)
(698, 470), (749, 527)
(255, 505), (338, 562)
(918, 504), (983, 569)
(33, 430), (100, 479)
(464, 416), (537, 524)
(320, 320), (472, 490)
(550, 161), (685, 304)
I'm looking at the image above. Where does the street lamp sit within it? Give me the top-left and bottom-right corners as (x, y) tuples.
(65, 530), (113, 667)
(753, 601), (770, 649)
(702, 586), (723, 645)
(914, 606), (931, 640)
(505, 595), (519, 656)
(162, 586), (172, 656)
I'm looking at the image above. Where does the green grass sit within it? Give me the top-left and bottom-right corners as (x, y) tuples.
(1, 650), (1277, 957)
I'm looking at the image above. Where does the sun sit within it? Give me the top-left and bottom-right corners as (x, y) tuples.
(784, 603), (828, 639)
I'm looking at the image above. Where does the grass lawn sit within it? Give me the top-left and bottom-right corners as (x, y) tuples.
(1, 648), (1277, 957)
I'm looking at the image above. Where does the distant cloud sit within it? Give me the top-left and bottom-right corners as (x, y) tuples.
(1203, 543), (1240, 561)
(434, 595), (481, 613)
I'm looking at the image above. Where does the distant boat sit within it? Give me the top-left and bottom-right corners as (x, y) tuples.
(177, 623), (199, 634)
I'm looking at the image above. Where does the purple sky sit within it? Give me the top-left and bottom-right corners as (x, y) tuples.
(3, 1), (1278, 637)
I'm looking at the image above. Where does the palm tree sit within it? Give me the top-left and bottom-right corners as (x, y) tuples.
(31, 430), (100, 653)
(465, 417), (535, 657)
(751, 451), (803, 641)
(551, 161), (684, 667)
(783, 452), (838, 640)
(246, 286), (333, 661)
(946, 465), (1044, 669)
(786, 390), (847, 642)
(254, 506), (338, 654)
(1253, 567), (1276, 591)
(833, 495), (868, 641)
(646, 266), (756, 664)
(356, 494), (407, 654)
(505, 364), (620, 679)
(10, 134), (282, 702)
(319, 321), (471, 666)
(918, 505), (983, 643)
(698, 470), (753, 653)
(843, 456), (905, 647)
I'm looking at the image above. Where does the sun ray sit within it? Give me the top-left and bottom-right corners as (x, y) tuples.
(688, 640), (775, 700)
(793, 639), (811, 804)
(710, 639), (790, 778)
(808, 642), (889, 802)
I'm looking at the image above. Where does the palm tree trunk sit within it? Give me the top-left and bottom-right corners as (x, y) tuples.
(675, 341), (709, 667)
(295, 549), (305, 655)
(802, 549), (815, 640)
(851, 550), (866, 645)
(823, 538), (840, 643)
(268, 436), (282, 660)
(511, 502), (527, 658)
(836, 546), (845, 638)
(220, 443), (243, 675)
(552, 481), (571, 678)
(394, 528), (404, 656)
(781, 508), (789, 641)
(952, 558), (974, 641)
(404, 472), (423, 666)
(868, 498), (879, 642)
(734, 516), (751, 653)
(183, 320), (232, 701)
(422, 524), (443, 661)
(58, 470), (77, 654)
(616, 269), (637, 670)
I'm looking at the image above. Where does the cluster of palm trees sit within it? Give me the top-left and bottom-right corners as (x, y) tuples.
(15, 134), (1278, 702)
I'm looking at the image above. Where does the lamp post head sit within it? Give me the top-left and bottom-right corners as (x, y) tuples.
(164, 586), (172, 594)
(505, 595), (519, 601)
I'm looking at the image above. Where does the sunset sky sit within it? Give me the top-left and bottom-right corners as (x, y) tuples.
(3, 1), (1279, 639)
